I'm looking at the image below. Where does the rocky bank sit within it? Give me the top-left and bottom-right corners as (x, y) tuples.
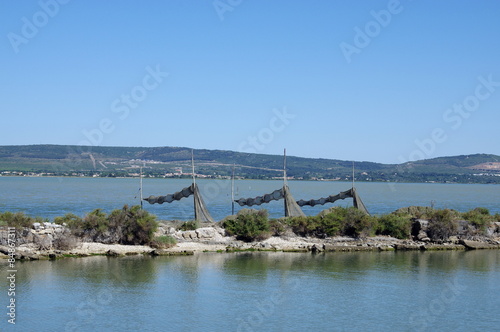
(1, 220), (500, 261)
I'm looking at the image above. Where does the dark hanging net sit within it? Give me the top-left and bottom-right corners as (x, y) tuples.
(282, 184), (306, 217)
(297, 187), (369, 215)
(144, 183), (215, 222)
(234, 189), (283, 207)
(144, 184), (194, 204)
(193, 183), (214, 222)
(234, 185), (305, 217)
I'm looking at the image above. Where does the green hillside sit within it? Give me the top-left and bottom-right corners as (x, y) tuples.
(0, 145), (499, 184)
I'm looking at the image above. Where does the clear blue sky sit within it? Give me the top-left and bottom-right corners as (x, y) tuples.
(1, 0), (499, 164)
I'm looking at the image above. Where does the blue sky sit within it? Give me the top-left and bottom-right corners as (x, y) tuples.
(1, 0), (499, 164)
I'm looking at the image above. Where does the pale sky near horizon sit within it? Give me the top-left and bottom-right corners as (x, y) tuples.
(1, 0), (499, 164)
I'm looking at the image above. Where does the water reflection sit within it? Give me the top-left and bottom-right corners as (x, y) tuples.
(1, 250), (500, 331)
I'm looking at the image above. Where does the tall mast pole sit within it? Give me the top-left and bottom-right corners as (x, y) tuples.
(191, 149), (196, 185)
(352, 161), (355, 189)
(283, 148), (287, 184)
(231, 163), (235, 215)
(283, 148), (287, 216)
(140, 163), (144, 209)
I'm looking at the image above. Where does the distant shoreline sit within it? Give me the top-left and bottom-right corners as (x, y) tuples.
(1, 174), (500, 186)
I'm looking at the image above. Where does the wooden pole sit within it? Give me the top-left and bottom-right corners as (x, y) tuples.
(231, 163), (235, 215)
(283, 148), (287, 184)
(191, 149), (196, 185)
(352, 161), (355, 189)
(140, 164), (143, 209)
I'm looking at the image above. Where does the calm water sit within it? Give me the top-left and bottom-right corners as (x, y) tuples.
(1, 251), (500, 331)
(0, 177), (499, 221)
(1, 178), (500, 331)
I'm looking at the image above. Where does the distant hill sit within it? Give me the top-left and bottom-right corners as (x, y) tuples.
(0, 145), (499, 184)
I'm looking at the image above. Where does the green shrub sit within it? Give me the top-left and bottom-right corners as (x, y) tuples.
(377, 214), (412, 239)
(427, 209), (458, 241)
(286, 207), (374, 238)
(179, 220), (199, 231)
(341, 207), (377, 238)
(71, 205), (158, 245)
(269, 218), (286, 236)
(223, 209), (270, 242)
(392, 206), (435, 219)
(286, 216), (315, 237)
(462, 207), (494, 234)
(83, 209), (109, 233)
(54, 213), (82, 229)
(0, 211), (37, 229)
(151, 235), (177, 249)
(117, 205), (158, 245)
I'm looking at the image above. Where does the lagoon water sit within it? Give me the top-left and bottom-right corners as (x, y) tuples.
(1, 251), (500, 331)
(0, 177), (499, 221)
(1, 177), (499, 331)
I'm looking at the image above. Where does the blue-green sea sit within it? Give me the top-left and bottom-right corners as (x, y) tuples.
(0, 177), (499, 221)
(1, 251), (500, 331)
(1, 177), (499, 331)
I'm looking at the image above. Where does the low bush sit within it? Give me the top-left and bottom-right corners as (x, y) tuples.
(151, 235), (177, 249)
(53, 229), (79, 250)
(116, 205), (158, 245)
(269, 218), (286, 236)
(462, 208), (494, 234)
(0, 211), (40, 229)
(179, 220), (199, 231)
(286, 207), (375, 238)
(223, 209), (270, 242)
(377, 213), (412, 239)
(341, 208), (377, 238)
(54, 213), (83, 229)
(65, 205), (158, 245)
(427, 209), (458, 241)
(392, 206), (435, 219)
(286, 216), (318, 237)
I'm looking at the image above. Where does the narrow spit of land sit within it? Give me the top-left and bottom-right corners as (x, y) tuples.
(1, 224), (499, 261)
